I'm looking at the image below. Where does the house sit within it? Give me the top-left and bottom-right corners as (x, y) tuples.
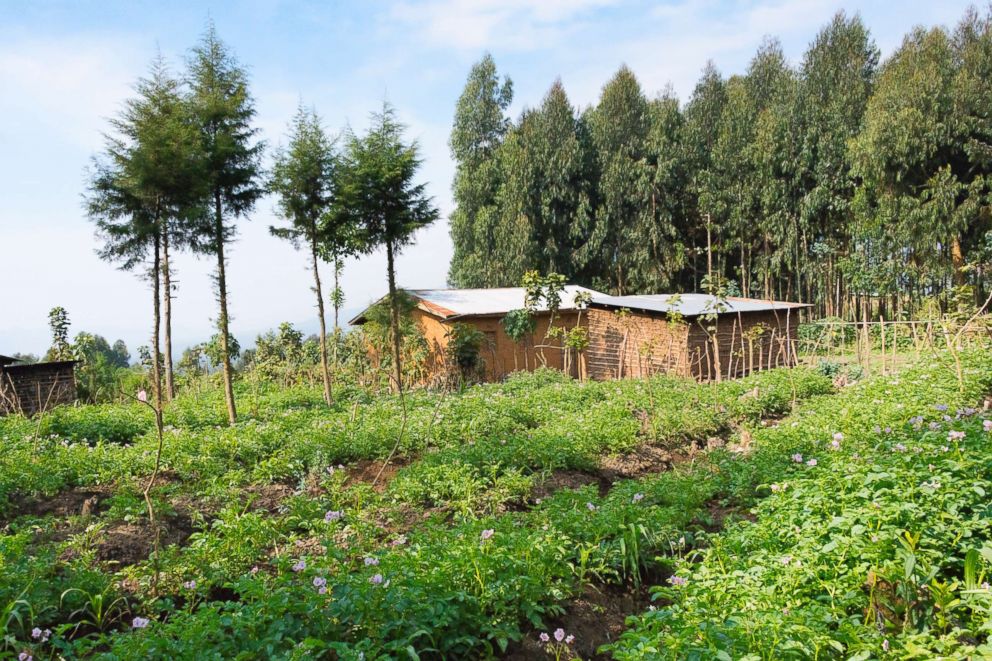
(350, 288), (810, 383)
(349, 286), (602, 381)
(0, 354), (78, 416)
(585, 294), (810, 380)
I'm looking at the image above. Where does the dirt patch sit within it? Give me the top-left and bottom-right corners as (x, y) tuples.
(344, 457), (410, 492)
(243, 483), (296, 513)
(598, 444), (675, 482)
(700, 498), (756, 532)
(89, 513), (195, 567)
(504, 580), (659, 660)
(531, 470), (610, 501)
(4, 485), (115, 525)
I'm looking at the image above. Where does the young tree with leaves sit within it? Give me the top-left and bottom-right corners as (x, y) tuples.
(332, 103), (439, 394)
(188, 23), (264, 424)
(269, 105), (338, 405)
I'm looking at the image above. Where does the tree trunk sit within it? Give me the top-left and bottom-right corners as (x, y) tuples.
(386, 239), (403, 395)
(214, 191), (237, 424)
(951, 235), (966, 287)
(311, 236), (333, 406)
(161, 226), (175, 402)
(152, 224), (163, 412)
(333, 256), (342, 368)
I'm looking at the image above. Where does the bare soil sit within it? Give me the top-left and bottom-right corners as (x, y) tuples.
(504, 578), (661, 660)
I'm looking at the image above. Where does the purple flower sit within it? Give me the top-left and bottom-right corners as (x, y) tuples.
(292, 560), (306, 572)
(324, 510), (343, 522)
(18, 653), (31, 661)
(832, 432), (844, 442)
(554, 628), (565, 642)
(948, 430), (966, 441)
(539, 632), (550, 643)
(132, 616), (150, 629)
(31, 628), (42, 640)
(137, 390), (148, 403)
(893, 443), (907, 452)
(250, 566), (260, 575)
(586, 502), (598, 511)
(313, 576), (327, 588)
(668, 575), (688, 586)
(984, 420), (992, 432)
(391, 535), (407, 547)
(935, 404), (949, 412)
(884, 427), (892, 434)
(318, 586), (327, 595)
(882, 639), (890, 652)
(806, 458), (817, 467)
(632, 493), (644, 503)
(364, 556), (379, 566)
(369, 573), (384, 585)
(830, 440), (840, 450)
(480, 529), (494, 541)
(791, 453), (803, 463)
(565, 634), (575, 644)
(929, 422), (941, 431)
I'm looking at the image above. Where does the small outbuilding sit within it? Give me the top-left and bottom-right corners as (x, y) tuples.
(350, 286), (602, 382)
(585, 294), (810, 381)
(0, 354), (78, 416)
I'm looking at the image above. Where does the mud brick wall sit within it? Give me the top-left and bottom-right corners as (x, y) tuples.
(586, 307), (801, 381)
(0, 361), (77, 416)
(585, 307), (691, 380)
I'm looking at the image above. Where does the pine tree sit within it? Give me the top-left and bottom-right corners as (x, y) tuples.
(188, 23), (264, 424)
(269, 105), (338, 406)
(87, 55), (204, 410)
(332, 104), (439, 394)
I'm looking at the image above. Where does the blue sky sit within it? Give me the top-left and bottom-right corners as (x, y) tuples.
(0, 0), (976, 357)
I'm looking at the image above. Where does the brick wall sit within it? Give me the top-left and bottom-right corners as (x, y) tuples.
(585, 307), (801, 381)
(413, 309), (582, 382)
(686, 309), (801, 380)
(0, 361), (78, 416)
(585, 307), (691, 380)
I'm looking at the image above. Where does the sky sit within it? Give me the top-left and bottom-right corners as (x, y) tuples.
(0, 0), (978, 357)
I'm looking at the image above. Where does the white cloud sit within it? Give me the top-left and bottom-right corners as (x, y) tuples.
(388, 0), (623, 50)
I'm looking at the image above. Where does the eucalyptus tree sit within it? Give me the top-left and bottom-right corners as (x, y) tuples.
(635, 89), (690, 293)
(332, 103), (439, 394)
(448, 54), (513, 287)
(188, 23), (265, 424)
(683, 62), (727, 284)
(531, 80), (593, 279)
(851, 25), (964, 298)
(583, 65), (652, 294)
(269, 105), (338, 405)
(492, 109), (541, 284)
(797, 13), (878, 310)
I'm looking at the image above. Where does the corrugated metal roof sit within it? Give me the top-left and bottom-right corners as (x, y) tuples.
(350, 288), (809, 325)
(589, 293), (810, 317)
(350, 286), (605, 324)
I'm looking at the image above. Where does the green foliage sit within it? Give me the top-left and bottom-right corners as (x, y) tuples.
(447, 8), (992, 312)
(445, 322), (486, 380)
(46, 307), (73, 362)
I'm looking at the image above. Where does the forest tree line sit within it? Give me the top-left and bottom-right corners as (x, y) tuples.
(447, 8), (992, 320)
